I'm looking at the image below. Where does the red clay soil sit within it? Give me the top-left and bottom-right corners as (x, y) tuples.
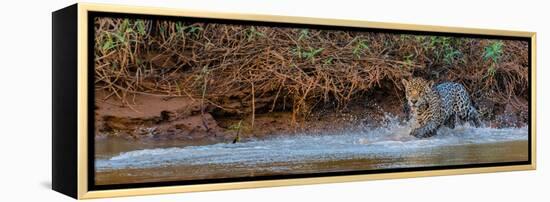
(95, 90), (224, 140)
(95, 87), (527, 143)
(94, 88), (407, 141)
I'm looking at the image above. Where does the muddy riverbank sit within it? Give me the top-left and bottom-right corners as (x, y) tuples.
(95, 88), (528, 145)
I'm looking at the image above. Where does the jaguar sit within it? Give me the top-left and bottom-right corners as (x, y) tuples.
(402, 77), (481, 138)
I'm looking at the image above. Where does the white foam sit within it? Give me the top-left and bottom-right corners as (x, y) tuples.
(96, 121), (528, 171)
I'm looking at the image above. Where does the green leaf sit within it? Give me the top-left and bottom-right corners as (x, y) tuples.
(298, 29), (309, 41)
(246, 27), (264, 41)
(112, 32), (125, 43)
(101, 35), (116, 51)
(352, 40), (369, 58)
(136, 20), (146, 35)
(483, 41), (503, 62)
(324, 57), (333, 65)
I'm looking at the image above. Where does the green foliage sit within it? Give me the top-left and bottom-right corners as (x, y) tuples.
(136, 20), (146, 35)
(443, 49), (463, 65)
(298, 29), (309, 41)
(246, 27), (264, 41)
(175, 22), (185, 33)
(486, 64), (497, 78)
(483, 41), (504, 63)
(101, 19), (151, 52)
(483, 41), (504, 78)
(414, 35), (427, 42)
(95, 17), (528, 124)
(101, 34), (116, 51)
(293, 46), (324, 62)
(174, 22), (203, 37)
(352, 39), (369, 58)
(424, 36), (465, 65)
(429, 36), (451, 48)
(186, 25), (204, 37)
(303, 47), (324, 61)
(403, 53), (414, 67)
(120, 19), (130, 33)
(291, 46), (301, 57)
(323, 56), (334, 65)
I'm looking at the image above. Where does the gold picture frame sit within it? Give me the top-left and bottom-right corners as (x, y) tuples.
(52, 3), (536, 199)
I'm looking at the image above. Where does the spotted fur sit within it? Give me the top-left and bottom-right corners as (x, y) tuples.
(402, 78), (481, 138)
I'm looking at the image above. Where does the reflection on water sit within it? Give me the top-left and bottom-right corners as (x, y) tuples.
(95, 123), (528, 185)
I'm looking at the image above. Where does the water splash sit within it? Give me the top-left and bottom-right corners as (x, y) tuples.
(96, 118), (527, 171)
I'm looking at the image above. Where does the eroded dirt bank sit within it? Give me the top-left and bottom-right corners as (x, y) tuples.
(95, 89), (528, 144)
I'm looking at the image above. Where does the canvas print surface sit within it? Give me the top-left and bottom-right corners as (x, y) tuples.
(92, 15), (530, 186)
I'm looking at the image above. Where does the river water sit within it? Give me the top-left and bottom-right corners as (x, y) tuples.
(95, 122), (528, 185)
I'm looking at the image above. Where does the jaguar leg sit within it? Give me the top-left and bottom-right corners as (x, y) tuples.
(468, 106), (481, 127)
(410, 122), (439, 138)
(444, 114), (456, 129)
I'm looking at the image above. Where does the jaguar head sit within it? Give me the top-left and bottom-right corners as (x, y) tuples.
(402, 77), (434, 107)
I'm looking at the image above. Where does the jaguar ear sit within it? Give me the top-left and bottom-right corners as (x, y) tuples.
(401, 79), (409, 88)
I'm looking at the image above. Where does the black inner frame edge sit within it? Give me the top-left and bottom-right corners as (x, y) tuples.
(87, 11), (532, 191)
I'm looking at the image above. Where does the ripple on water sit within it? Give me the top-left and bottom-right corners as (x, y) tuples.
(95, 123), (528, 171)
